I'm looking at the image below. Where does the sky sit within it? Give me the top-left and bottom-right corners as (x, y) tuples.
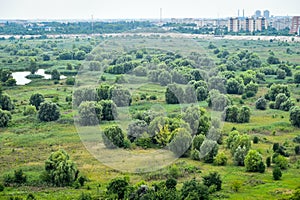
(0, 0), (299, 20)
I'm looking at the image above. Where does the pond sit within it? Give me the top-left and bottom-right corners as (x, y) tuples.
(12, 69), (66, 85)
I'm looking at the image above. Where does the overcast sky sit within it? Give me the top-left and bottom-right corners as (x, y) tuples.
(0, 0), (299, 20)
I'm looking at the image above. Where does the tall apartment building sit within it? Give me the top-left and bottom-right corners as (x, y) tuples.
(290, 16), (300, 35)
(228, 17), (240, 32)
(229, 17), (266, 33)
(263, 10), (270, 19)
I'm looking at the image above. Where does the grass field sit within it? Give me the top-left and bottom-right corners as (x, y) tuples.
(0, 35), (300, 199)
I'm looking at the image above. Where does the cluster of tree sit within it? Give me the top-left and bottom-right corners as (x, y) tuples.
(266, 84), (295, 112)
(105, 172), (222, 200)
(0, 69), (16, 86)
(0, 88), (14, 127)
(223, 105), (251, 123)
(29, 93), (60, 122)
(0, 21), (154, 35)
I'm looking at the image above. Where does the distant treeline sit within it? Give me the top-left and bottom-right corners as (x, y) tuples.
(0, 21), (154, 35)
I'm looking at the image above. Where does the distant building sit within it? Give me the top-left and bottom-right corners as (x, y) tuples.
(256, 17), (267, 31)
(263, 10), (270, 19)
(290, 16), (300, 35)
(255, 10), (261, 18)
(228, 17), (240, 32)
(269, 17), (292, 30)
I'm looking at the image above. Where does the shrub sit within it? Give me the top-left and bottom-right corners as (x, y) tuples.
(180, 179), (209, 200)
(273, 166), (282, 180)
(0, 109), (12, 127)
(244, 150), (265, 172)
(203, 172), (222, 191)
(44, 149), (78, 187)
(255, 97), (267, 110)
(78, 101), (102, 126)
(165, 84), (184, 104)
(169, 128), (192, 157)
(23, 105), (37, 116)
(166, 178), (177, 190)
(38, 102), (60, 122)
(102, 125), (125, 148)
(290, 106), (300, 127)
(0, 94), (14, 111)
(127, 120), (148, 142)
(0, 184), (4, 192)
(13, 169), (27, 185)
(213, 152), (228, 166)
(106, 177), (129, 200)
(78, 192), (92, 200)
(51, 69), (60, 80)
(294, 71), (300, 83)
(253, 136), (259, 144)
(273, 155), (288, 169)
(66, 77), (75, 85)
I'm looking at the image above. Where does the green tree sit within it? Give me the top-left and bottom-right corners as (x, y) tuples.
(169, 128), (192, 157)
(244, 150), (265, 172)
(51, 69), (60, 80)
(78, 101), (102, 126)
(109, 85), (131, 107)
(102, 125), (125, 148)
(0, 94), (14, 111)
(96, 84), (111, 101)
(202, 172), (222, 191)
(38, 102), (60, 122)
(180, 178), (209, 200)
(266, 84), (290, 101)
(165, 84), (184, 104)
(226, 78), (244, 94)
(290, 106), (300, 127)
(273, 166), (282, 180)
(74, 50), (86, 60)
(214, 152), (228, 166)
(158, 70), (172, 86)
(224, 105), (239, 123)
(273, 155), (288, 169)
(29, 58), (38, 74)
(29, 93), (45, 110)
(255, 97), (267, 110)
(99, 100), (117, 121)
(276, 69), (286, 79)
(294, 71), (300, 83)
(237, 106), (251, 123)
(200, 139), (218, 163)
(106, 177), (129, 199)
(0, 109), (11, 127)
(127, 120), (148, 142)
(233, 146), (248, 166)
(44, 149), (78, 186)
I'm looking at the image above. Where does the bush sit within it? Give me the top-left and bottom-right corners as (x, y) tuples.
(180, 179), (209, 200)
(273, 155), (288, 169)
(51, 69), (60, 80)
(29, 93), (45, 110)
(0, 184), (4, 192)
(290, 106), (300, 127)
(13, 169), (27, 185)
(66, 77), (75, 85)
(255, 97), (267, 110)
(78, 192), (92, 200)
(23, 105), (37, 116)
(244, 150), (265, 172)
(0, 94), (14, 111)
(127, 120), (148, 142)
(169, 128), (192, 157)
(78, 101), (102, 126)
(253, 136), (259, 144)
(294, 71), (300, 83)
(99, 100), (117, 121)
(44, 149), (78, 187)
(273, 166), (282, 180)
(102, 125), (125, 148)
(38, 102), (60, 122)
(165, 84), (184, 104)
(213, 152), (228, 166)
(166, 178), (177, 190)
(266, 156), (271, 167)
(106, 177), (129, 200)
(0, 109), (12, 127)
(203, 172), (222, 191)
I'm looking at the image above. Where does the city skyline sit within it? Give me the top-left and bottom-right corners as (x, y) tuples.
(0, 0), (299, 20)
